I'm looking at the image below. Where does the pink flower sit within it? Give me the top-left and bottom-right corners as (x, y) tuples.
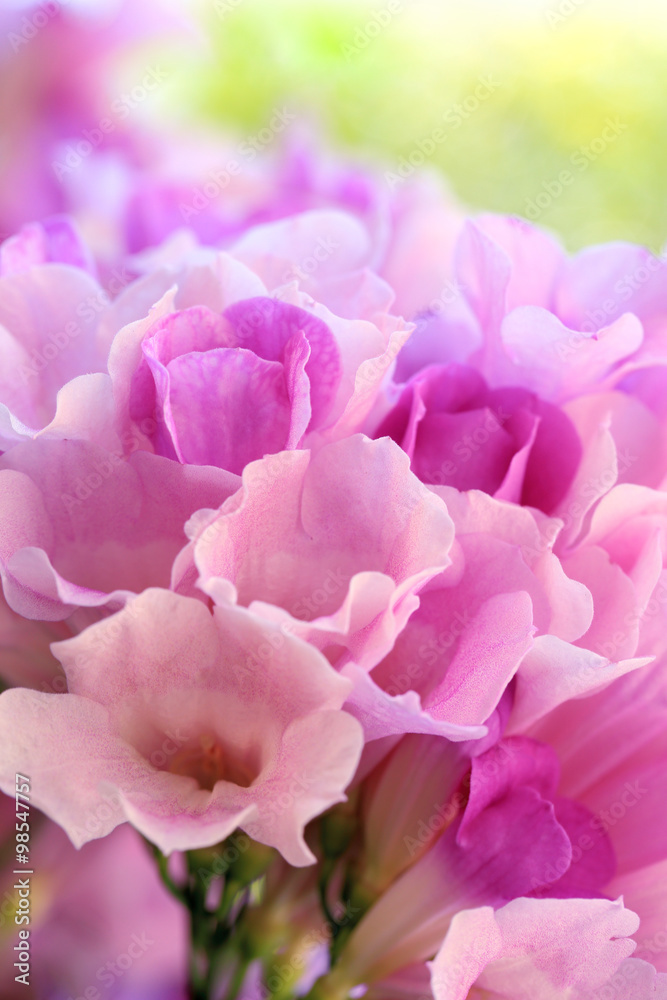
(523, 620), (667, 972)
(417, 214), (667, 429)
(0, 439), (239, 621)
(376, 215), (667, 547)
(172, 434), (492, 742)
(0, 260), (111, 450)
(0, 216), (96, 278)
(554, 484), (667, 664)
(105, 223), (410, 475)
(382, 214), (667, 514)
(0, 589), (363, 864)
(309, 734), (619, 994)
(128, 298), (341, 474)
(354, 484), (649, 742)
(429, 898), (661, 1000)
(374, 362), (582, 512)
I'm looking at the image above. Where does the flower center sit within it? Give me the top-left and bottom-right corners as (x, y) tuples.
(167, 733), (257, 791)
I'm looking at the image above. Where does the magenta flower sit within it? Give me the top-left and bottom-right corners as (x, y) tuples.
(106, 218), (410, 474)
(374, 362), (582, 511)
(307, 733), (624, 994)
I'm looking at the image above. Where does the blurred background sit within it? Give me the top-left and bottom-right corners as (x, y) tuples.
(3, 0), (667, 251)
(179, 0), (667, 251)
(3, 0), (667, 252)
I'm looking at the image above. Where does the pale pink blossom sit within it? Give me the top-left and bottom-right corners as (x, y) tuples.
(0, 439), (238, 621)
(0, 589), (363, 864)
(429, 898), (662, 1000)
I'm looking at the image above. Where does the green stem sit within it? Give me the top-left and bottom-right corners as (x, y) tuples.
(225, 954), (251, 1000)
(144, 839), (190, 906)
(217, 877), (241, 923)
(188, 925), (210, 1000)
(148, 840), (274, 1000)
(317, 856), (338, 934)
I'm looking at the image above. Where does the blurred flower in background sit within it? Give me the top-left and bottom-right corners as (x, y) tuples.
(175, 0), (667, 251)
(0, 798), (188, 999)
(4, 0), (667, 253)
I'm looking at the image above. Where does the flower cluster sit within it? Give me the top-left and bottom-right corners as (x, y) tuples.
(2, 96), (667, 1000)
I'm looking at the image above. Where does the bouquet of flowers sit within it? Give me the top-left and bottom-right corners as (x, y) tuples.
(1, 170), (667, 999)
(1, 6), (667, 1000)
